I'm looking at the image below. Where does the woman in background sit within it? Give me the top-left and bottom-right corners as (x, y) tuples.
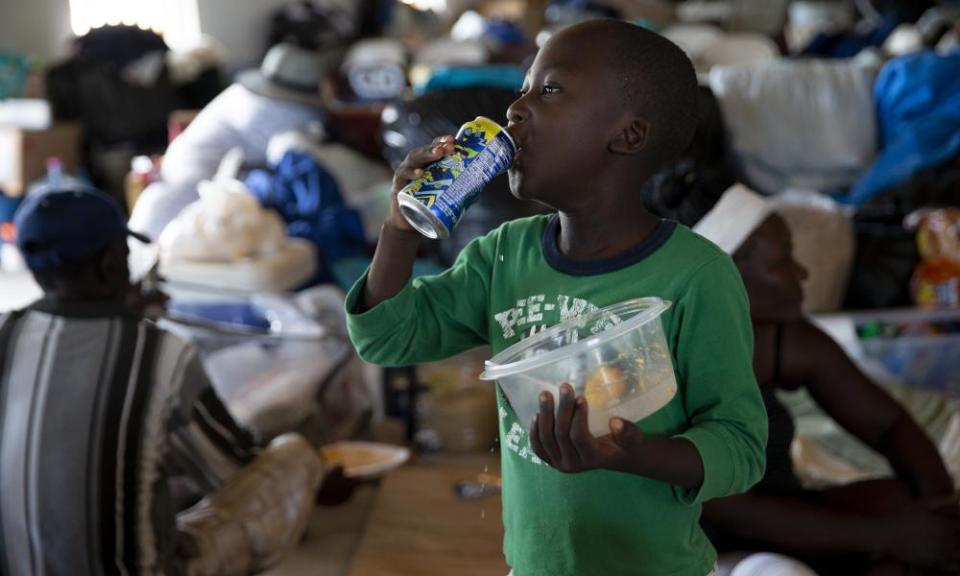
(648, 184), (960, 576)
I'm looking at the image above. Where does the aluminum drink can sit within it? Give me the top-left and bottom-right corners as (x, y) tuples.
(397, 116), (516, 239)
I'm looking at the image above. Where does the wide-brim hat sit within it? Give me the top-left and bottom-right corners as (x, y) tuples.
(237, 42), (336, 108)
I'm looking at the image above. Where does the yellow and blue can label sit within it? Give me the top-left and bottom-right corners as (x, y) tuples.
(399, 116), (516, 238)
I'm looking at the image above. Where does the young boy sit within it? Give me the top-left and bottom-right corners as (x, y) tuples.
(346, 19), (767, 576)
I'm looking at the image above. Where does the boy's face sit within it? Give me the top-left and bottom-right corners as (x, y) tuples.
(505, 27), (630, 208)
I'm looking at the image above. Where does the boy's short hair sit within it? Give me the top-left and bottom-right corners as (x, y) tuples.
(599, 20), (699, 171)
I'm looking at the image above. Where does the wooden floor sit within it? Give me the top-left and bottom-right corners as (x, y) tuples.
(265, 485), (379, 576)
(270, 453), (506, 576)
(349, 454), (506, 576)
(0, 274), (507, 575)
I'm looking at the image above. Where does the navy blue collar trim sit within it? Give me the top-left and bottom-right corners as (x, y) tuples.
(542, 214), (677, 276)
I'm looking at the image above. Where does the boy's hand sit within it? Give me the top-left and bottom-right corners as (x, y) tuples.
(364, 136), (456, 310)
(529, 383), (645, 473)
(388, 135), (457, 233)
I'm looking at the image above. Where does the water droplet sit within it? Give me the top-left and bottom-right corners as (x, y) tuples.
(483, 465), (489, 473)
(481, 509), (486, 519)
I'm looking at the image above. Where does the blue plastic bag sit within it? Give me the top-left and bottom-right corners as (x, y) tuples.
(839, 50), (960, 205)
(245, 150), (368, 285)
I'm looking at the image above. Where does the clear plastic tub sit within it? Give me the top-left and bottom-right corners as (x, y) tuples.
(480, 298), (678, 437)
(849, 307), (960, 397)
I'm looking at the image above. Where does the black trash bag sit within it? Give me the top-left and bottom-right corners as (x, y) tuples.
(66, 24), (168, 69)
(859, 0), (935, 23)
(862, 156), (960, 216)
(641, 86), (737, 227)
(843, 212), (920, 309)
(46, 26), (177, 149)
(356, 0), (396, 38)
(380, 87), (549, 266)
(268, 0), (356, 52)
(177, 67), (225, 111)
(843, 156), (960, 309)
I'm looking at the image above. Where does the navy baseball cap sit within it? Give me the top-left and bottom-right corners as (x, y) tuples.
(14, 186), (150, 270)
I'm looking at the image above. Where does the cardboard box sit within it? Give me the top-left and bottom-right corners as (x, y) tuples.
(0, 122), (82, 197)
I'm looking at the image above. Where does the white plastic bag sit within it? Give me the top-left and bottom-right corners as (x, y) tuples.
(665, 25), (778, 73)
(709, 59), (878, 194)
(159, 176), (286, 263)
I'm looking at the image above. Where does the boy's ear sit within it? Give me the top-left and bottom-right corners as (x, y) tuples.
(609, 117), (649, 155)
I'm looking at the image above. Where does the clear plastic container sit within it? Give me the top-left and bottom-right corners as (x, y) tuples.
(851, 307), (960, 397)
(480, 298), (678, 437)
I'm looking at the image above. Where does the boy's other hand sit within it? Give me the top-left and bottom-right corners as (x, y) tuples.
(388, 135), (457, 233)
(529, 383), (645, 473)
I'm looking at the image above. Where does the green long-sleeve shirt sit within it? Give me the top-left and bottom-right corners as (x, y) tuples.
(346, 215), (767, 576)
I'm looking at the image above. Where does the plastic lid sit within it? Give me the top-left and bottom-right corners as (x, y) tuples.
(480, 297), (671, 381)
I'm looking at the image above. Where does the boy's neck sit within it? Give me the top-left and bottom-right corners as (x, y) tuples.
(556, 201), (661, 261)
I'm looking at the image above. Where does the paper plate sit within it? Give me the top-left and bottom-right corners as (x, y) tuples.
(320, 441), (411, 479)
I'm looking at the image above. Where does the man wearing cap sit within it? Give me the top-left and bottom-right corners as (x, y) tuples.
(0, 186), (329, 574)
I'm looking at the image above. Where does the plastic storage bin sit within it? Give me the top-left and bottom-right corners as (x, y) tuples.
(481, 298), (677, 437)
(854, 307), (960, 396)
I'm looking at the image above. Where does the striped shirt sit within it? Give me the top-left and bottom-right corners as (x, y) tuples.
(0, 299), (258, 576)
